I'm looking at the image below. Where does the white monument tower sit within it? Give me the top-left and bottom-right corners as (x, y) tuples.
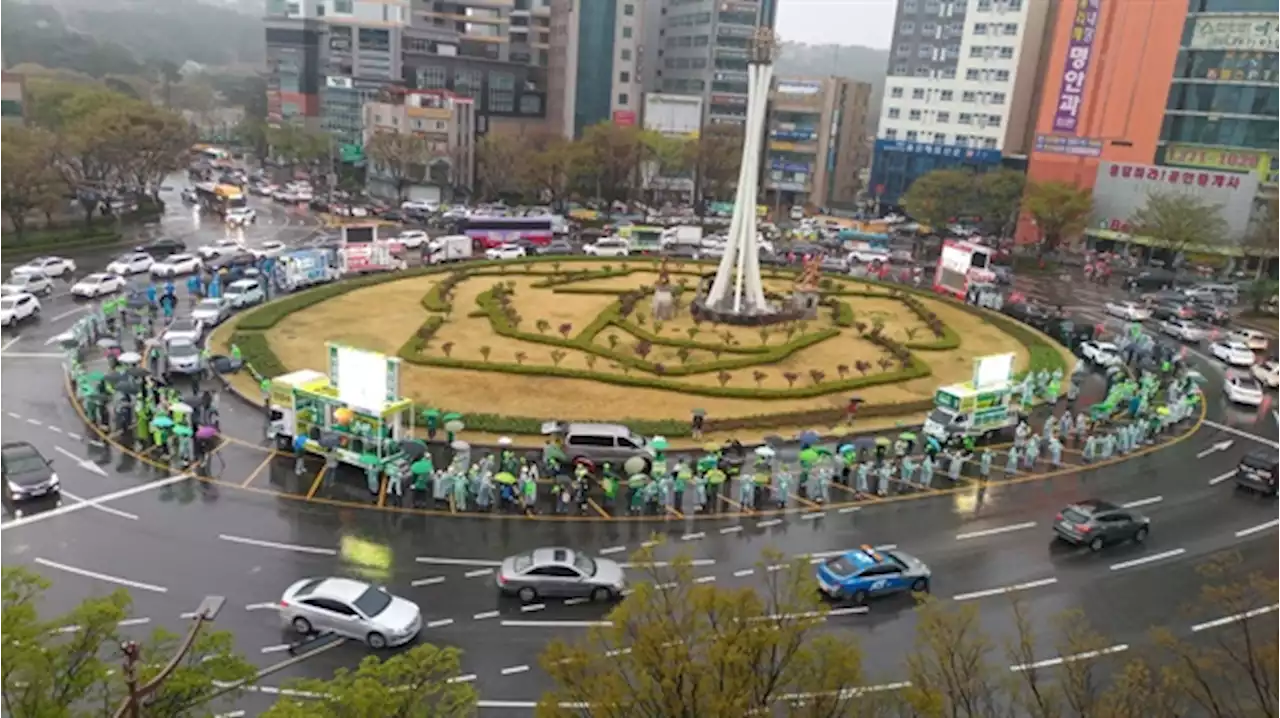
(703, 28), (777, 316)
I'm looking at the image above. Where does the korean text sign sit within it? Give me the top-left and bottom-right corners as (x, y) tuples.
(1052, 0), (1102, 133)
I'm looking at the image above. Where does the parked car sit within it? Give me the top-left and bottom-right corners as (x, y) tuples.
(71, 273), (127, 298)
(1150, 301), (1194, 322)
(197, 239), (242, 260)
(1104, 300), (1150, 321)
(535, 238), (576, 256)
(224, 278), (266, 308)
(1158, 318), (1205, 343)
(1228, 328), (1270, 352)
(584, 238), (630, 257)
(161, 317), (204, 344)
(396, 230), (430, 250)
(1189, 300), (1231, 326)
(543, 421), (651, 467)
(249, 240), (287, 259)
(496, 547), (626, 603)
(1233, 450), (1278, 496)
(1, 273), (54, 297)
(150, 253), (202, 277)
(279, 576), (421, 648)
(0, 293), (40, 327)
(191, 297), (232, 326)
(1209, 340), (1256, 367)
(1251, 359), (1279, 389)
(12, 256), (76, 279)
(1053, 499), (1150, 552)
(141, 238), (187, 259)
(225, 207), (257, 226)
(163, 337), (203, 375)
(1223, 374), (1264, 406)
(1, 441), (59, 502)
(484, 243), (527, 260)
(106, 252), (154, 275)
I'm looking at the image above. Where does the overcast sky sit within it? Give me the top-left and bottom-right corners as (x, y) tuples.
(777, 0), (897, 49)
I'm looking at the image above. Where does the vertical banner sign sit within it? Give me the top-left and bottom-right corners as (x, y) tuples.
(1052, 0), (1102, 134)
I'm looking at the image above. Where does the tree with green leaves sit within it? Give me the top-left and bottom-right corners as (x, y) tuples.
(1, 127), (66, 236)
(1129, 189), (1231, 258)
(691, 124), (742, 206)
(1021, 180), (1093, 255)
(265, 124), (332, 171)
(365, 130), (432, 202)
(537, 546), (872, 717)
(475, 132), (533, 202)
(970, 168), (1026, 237)
(261, 643), (477, 718)
(901, 169), (976, 233)
(1, 566), (256, 718)
(578, 122), (650, 210)
(522, 131), (585, 210)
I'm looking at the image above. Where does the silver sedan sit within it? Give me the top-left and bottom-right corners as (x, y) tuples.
(496, 547), (626, 603)
(279, 577), (422, 649)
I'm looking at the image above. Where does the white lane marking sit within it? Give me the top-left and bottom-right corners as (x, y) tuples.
(956, 521), (1038, 540)
(51, 306), (89, 322)
(426, 618), (455, 628)
(719, 525), (743, 534)
(641, 540), (659, 548)
(218, 534), (336, 556)
(1203, 420), (1280, 449)
(60, 490), (139, 521)
(415, 556), (502, 567)
(25, 418), (42, 426)
(802, 512), (826, 520)
(6, 412), (20, 419)
(54, 445), (107, 477)
(693, 575), (716, 584)
(654, 582), (679, 590)
(3, 474), (189, 531)
(473, 610), (500, 620)
(778, 681), (913, 701)
(448, 674), (477, 684)
(521, 603), (546, 613)
(563, 597), (589, 606)
(1209, 470), (1236, 485)
(214, 711), (246, 718)
(620, 559), (714, 568)
(826, 607), (869, 617)
(1009, 644), (1129, 672)
(733, 569), (755, 577)
(1121, 496), (1163, 509)
(1196, 439), (1235, 459)
(952, 577), (1059, 602)
(58, 617), (152, 633)
(838, 506), (862, 514)
(757, 519), (782, 528)
(47, 426), (62, 434)
(1190, 604), (1280, 632)
(500, 620), (612, 628)
(66, 432), (81, 440)
(500, 665), (531, 676)
(464, 568), (494, 578)
(260, 644), (292, 654)
(766, 564), (788, 572)
(1235, 519), (1280, 538)
(598, 545), (627, 555)
(34, 558), (167, 594)
(1109, 548), (1187, 571)
(682, 532), (706, 541)
(411, 577), (446, 587)
(0, 336), (19, 352)
(245, 602), (279, 612)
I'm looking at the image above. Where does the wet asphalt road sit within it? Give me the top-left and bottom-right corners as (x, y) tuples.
(2, 213), (1278, 715)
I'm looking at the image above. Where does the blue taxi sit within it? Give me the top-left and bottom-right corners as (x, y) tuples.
(815, 545), (931, 604)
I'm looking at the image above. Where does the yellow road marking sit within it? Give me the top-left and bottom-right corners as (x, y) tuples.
(305, 467), (326, 499)
(587, 498), (610, 518)
(377, 476), (388, 507)
(240, 455), (274, 488)
(666, 505), (685, 519)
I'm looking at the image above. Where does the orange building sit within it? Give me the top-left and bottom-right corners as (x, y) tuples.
(1017, 0), (1187, 244)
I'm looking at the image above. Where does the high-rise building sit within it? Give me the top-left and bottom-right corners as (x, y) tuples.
(546, 0), (647, 138)
(652, 0), (778, 126)
(764, 76), (872, 210)
(264, 0), (326, 129)
(869, 0), (1053, 206)
(362, 88), (476, 201)
(319, 0), (411, 154)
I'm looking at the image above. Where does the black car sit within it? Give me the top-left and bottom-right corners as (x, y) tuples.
(1125, 270), (1178, 292)
(142, 238), (187, 259)
(1053, 499), (1150, 551)
(1234, 451), (1278, 496)
(1190, 300), (1231, 326)
(1, 441), (59, 502)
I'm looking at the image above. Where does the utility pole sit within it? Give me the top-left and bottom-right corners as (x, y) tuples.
(113, 596), (225, 718)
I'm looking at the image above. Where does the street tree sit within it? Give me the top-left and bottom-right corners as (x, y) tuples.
(1129, 189), (1230, 258)
(475, 132), (532, 201)
(692, 124), (743, 205)
(1021, 180), (1093, 255)
(971, 168), (1026, 237)
(523, 131), (585, 210)
(537, 546), (872, 718)
(365, 130), (431, 202)
(1241, 195), (1278, 279)
(901, 169), (976, 232)
(1, 127), (66, 236)
(113, 103), (197, 198)
(261, 643), (477, 718)
(1, 566), (256, 718)
(579, 122), (648, 210)
(265, 124), (331, 170)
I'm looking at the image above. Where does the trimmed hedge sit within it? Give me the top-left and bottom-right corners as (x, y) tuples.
(231, 331), (288, 379)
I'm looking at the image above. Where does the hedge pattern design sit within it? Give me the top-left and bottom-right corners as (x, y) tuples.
(226, 257), (1068, 436)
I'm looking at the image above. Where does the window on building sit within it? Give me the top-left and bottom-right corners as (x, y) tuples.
(940, 90), (953, 101)
(966, 68), (980, 80)
(332, 0), (352, 12)
(901, 21), (915, 33)
(903, 0), (917, 11)
(890, 86), (904, 99)
(905, 129), (919, 140)
(1008, 0), (1023, 9)
(970, 45), (984, 58)
(909, 109), (922, 120)
(885, 128), (898, 139)
(977, 0), (992, 9)
(937, 111), (950, 123)
(999, 46), (1014, 59)
(454, 68), (483, 97)
(991, 92), (1007, 104)
(618, 92), (629, 105)
(488, 70), (515, 112)
(896, 43), (911, 56)
(520, 94), (541, 115)
(983, 138), (997, 149)
(693, 35), (708, 46)
(418, 65), (447, 89)
(963, 91), (978, 103)
(620, 71), (630, 83)
(894, 64), (909, 76)
(624, 3), (634, 15)
(933, 132), (946, 143)
(973, 22), (988, 34)
(941, 69), (956, 79)
(995, 69), (1010, 81)
(622, 26), (632, 38)
(358, 28), (390, 51)
(620, 48), (631, 60)
(888, 107), (901, 119)
(912, 88), (925, 99)
(915, 67), (930, 77)
(954, 134), (968, 146)
(918, 45), (933, 58)
(692, 57), (707, 68)
(1003, 23), (1019, 35)
(923, 0), (939, 12)
(922, 22), (936, 34)
(958, 112), (973, 124)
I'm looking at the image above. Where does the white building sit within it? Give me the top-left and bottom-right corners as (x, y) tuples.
(875, 0), (1049, 153)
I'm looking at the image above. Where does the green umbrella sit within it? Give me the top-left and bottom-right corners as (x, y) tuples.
(874, 436), (891, 446)
(650, 436), (669, 451)
(423, 408), (442, 420)
(358, 453), (380, 466)
(174, 425), (194, 437)
(799, 447), (818, 465)
(815, 447), (833, 457)
(442, 412), (463, 424)
(85, 371), (106, 383)
(898, 432), (917, 441)
(411, 459), (432, 475)
(150, 416), (174, 429)
(495, 471), (517, 485)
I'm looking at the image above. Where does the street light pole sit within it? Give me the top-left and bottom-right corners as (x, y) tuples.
(113, 596), (225, 718)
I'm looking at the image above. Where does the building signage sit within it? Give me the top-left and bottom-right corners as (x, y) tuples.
(1189, 15), (1279, 52)
(1034, 134), (1104, 157)
(1166, 145), (1277, 186)
(612, 110), (637, 127)
(1201, 51), (1276, 82)
(770, 160), (813, 173)
(1091, 161), (1259, 238)
(776, 81), (822, 95)
(875, 139), (1002, 164)
(1051, 0), (1102, 134)
(771, 129), (816, 141)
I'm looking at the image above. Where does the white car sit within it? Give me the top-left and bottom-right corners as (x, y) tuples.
(1080, 340), (1123, 368)
(279, 576), (421, 649)
(161, 317), (204, 345)
(1224, 374), (1264, 407)
(150, 253), (202, 277)
(0, 293), (40, 327)
(1209, 340), (1256, 367)
(584, 238), (630, 257)
(1, 273), (54, 297)
(1252, 360), (1279, 389)
(485, 243), (527, 260)
(224, 278), (266, 308)
(250, 241), (287, 259)
(1159, 318), (1204, 343)
(442, 206), (469, 220)
(164, 337), (203, 375)
(1105, 300), (1151, 322)
(105, 252), (154, 276)
(402, 199), (440, 213)
(12, 256), (75, 278)
(1228, 329), (1270, 352)
(396, 231), (430, 249)
(71, 273), (127, 298)
(197, 239), (241, 260)
(225, 207), (257, 226)
(191, 297), (231, 326)
(789, 205), (806, 221)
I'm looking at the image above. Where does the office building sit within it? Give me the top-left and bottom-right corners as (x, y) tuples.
(641, 92), (702, 200)
(362, 88), (476, 201)
(869, 0), (1052, 206)
(547, 0), (647, 138)
(264, 0), (326, 128)
(764, 76), (872, 210)
(2, 72), (26, 125)
(653, 0), (779, 126)
(319, 0), (411, 156)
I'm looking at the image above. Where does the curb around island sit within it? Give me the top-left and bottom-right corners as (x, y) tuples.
(65, 369), (1208, 523)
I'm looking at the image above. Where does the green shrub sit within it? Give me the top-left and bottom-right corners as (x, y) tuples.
(231, 331), (288, 378)
(830, 300), (855, 327)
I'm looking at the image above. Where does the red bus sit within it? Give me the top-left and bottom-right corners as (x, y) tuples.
(462, 216), (553, 248)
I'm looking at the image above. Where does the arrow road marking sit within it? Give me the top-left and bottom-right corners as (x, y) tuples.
(60, 490), (138, 521)
(2, 475), (189, 531)
(1196, 440), (1234, 458)
(54, 446), (108, 477)
(1204, 420), (1280, 449)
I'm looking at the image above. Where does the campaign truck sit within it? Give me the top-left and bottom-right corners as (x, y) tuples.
(276, 249), (339, 291)
(425, 235), (472, 264)
(922, 381), (1018, 444)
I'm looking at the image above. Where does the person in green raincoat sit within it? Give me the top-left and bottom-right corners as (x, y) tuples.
(705, 466), (726, 512)
(672, 464), (688, 513)
(628, 473), (648, 514)
(599, 470), (618, 510)
(452, 469), (469, 511)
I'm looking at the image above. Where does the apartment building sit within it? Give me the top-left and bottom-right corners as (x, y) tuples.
(547, 0), (647, 137)
(764, 76), (873, 210)
(264, 0), (326, 128)
(363, 88), (476, 201)
(869, 0), (1051, 205)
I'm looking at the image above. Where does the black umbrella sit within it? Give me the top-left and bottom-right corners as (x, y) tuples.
(210, 355), (242, 374)
(398, 440), (428, 460)
(113, 379), (141, 396)
(317, 431), (342, 449)
(125, 366), (150, 378)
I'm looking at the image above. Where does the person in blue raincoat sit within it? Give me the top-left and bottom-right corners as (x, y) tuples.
(1004, 445), (1020, 475)
(948, 452), (964, 483)
(876, 460), (893, 497)
(293, 435), (309, 475)
(900, 456), (917, 485)
(854, 461), (871, 494)
(978, 449), (992, 480)
(919, 454), (935, 489)
(1047, 436), (1063, 467)
(1059, 411), (1074, 441)
(1082, 433), (1097, 462)
(1024, 435), (1040, 470)
(146, 283), (158, 307)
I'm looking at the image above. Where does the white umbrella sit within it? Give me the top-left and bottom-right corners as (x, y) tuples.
(754, 445), (777, 458)
(117, 351), (142, 365)
(171, 402), (194, 414)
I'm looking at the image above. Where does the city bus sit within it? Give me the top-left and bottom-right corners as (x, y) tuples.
(461, 216), (553, 249)
(193, 182), (247, 215)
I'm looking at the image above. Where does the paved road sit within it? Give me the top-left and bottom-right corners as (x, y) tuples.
(1, 245), (1277, 715)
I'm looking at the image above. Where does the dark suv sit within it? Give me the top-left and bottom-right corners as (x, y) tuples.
(1, 441), (59, 502)
(1053, 499), (1150, 551)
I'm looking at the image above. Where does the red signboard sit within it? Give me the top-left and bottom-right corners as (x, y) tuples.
(613, 110), (637, 127)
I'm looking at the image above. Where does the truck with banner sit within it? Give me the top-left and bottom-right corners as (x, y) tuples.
(923, 353), (1019, 444)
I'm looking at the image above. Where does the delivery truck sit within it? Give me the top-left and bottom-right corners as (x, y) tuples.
(425, 235), (473, 264)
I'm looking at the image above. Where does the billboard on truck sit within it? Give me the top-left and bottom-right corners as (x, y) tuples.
(276, 249), (337, 291)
